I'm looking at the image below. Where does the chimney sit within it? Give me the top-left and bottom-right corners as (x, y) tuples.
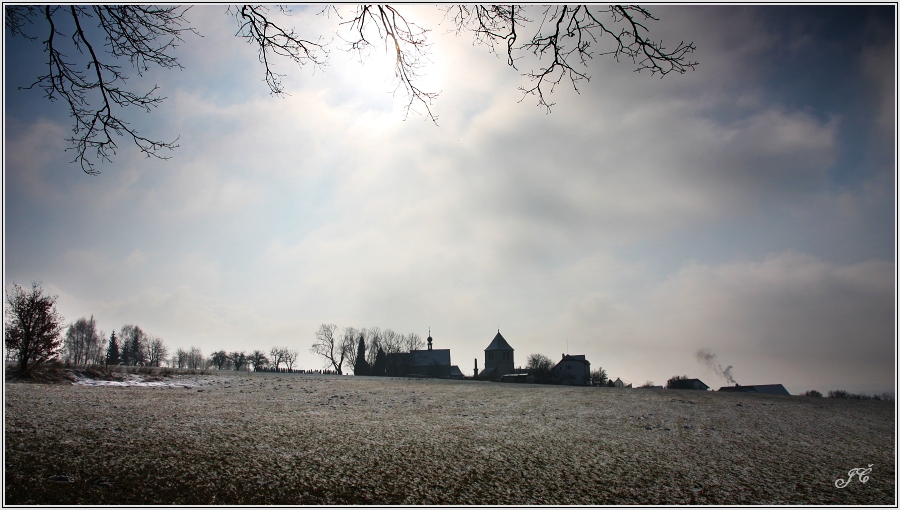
(474, 358), (479, 379)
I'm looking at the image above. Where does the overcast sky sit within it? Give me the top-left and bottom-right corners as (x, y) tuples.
(4, 5), (896, 394)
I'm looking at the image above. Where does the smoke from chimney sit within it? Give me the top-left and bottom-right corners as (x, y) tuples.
(696, 348), (738, 385)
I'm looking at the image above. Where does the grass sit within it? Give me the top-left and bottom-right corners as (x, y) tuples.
(4, 370), (895, 505)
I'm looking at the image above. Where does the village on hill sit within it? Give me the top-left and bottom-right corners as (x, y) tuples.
(318, 327), (792, 395)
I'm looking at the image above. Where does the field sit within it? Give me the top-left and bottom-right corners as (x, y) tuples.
(4, 371), (896, 505)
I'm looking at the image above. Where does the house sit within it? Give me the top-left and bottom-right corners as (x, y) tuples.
(613, 378), (632, 388)
(718, 384), (790, 395)
(668, 378), (710, 390)
(478, 330), (515, 380)
(552, 354), (591, 386)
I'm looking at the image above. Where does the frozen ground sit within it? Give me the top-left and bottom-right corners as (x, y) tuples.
(4, 372), (895, 504)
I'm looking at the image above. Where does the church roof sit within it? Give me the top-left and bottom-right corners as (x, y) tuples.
(485, 331), (513, 351)
(410, 349), (451, 367)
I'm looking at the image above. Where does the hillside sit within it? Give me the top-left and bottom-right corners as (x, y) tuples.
(4, 372), (895, 504)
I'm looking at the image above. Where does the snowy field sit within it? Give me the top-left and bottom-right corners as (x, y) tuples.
(4, 372), (895, 504)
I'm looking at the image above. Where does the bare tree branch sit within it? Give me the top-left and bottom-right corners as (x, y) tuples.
(443, 5), (526, 68)
(444, 5), (697, 112)
(7, 4), (697, 171)
(336, 5), (439, 123)
(11, 5), (194, 174)
(229, 4), (328, 95)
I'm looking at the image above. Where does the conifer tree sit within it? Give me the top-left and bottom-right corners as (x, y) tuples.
(371, 348), (388, 377)
(105, 331), (120, 365)
(354, 336), (369, 376)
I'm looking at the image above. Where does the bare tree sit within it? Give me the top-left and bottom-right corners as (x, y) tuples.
(269, 346), (286, 370)
(62, 316), (102, 365)
(187, 346), (204, 370)
(310, 323), (347, 374)
(4, 282), (66, 375)
(91, 329), (108, 365)
(526, 353), (554, 374)
(591, 367), (608, 386)
(402, 332), (423, 353)
(364, 327), (383, 367)
(144, 336), (169, 367)
(282, 349), (298, 370)
(174, 347), (188, 368)
(341, 327), (361, 373)
(6, 5), (696, 171)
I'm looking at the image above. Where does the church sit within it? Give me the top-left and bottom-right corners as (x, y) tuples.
(386, 330), (463, 378)
(475, 330), (515, 380)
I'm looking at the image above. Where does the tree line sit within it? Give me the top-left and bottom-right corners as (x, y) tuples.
(3, 281), (307, 375)
(310, 324), (424, 376)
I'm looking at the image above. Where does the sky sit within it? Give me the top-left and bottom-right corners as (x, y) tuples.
(4, 5), (896, 395)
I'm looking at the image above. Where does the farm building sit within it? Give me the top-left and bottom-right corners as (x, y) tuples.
(718, 384), (790, 395)
(668, 378), (710, 390)
(613, 377), (632, 388)
(552, 354), (591, 386)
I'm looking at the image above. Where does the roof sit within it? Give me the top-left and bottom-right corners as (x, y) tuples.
(718, 384), (790, 395)
(485, 331), (514, 351)
(553, 354), (590, 372)
(477, 366), (497, 379)
(410, 349), (451, 367)
(669, 378), (710, 390)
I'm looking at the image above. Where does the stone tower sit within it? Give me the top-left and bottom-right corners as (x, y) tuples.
(484, 330), (514, 378)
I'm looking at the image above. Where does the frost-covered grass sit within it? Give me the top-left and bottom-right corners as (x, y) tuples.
(4, 372), (895, 505)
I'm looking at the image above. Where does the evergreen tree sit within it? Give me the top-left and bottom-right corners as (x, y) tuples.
(130, 336), (146, 365)
(354, 336), (369, 376)
(120, 334), (133, 365)
(119, 325), (147, 366)
(105, 331), (120, 365)
(371, 348), (388, 377)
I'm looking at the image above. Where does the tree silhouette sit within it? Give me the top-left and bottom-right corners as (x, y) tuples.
(4, 282), (65, 375)
(105, 331), (120, 365)
(354, 336), (369, 375)
(6, 4), (696, 173)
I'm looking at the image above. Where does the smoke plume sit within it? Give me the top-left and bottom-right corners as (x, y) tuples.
(696, 348), (738, 385)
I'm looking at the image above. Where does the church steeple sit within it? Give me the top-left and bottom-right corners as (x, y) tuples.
(427, 327), (433, 351)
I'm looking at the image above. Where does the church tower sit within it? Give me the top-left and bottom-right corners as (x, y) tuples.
(484, 330), (514, 379)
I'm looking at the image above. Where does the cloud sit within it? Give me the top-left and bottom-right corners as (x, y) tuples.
(3, 6), (892, 391)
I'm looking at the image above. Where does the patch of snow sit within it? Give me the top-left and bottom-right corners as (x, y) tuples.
(72, 374), (200, 388)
